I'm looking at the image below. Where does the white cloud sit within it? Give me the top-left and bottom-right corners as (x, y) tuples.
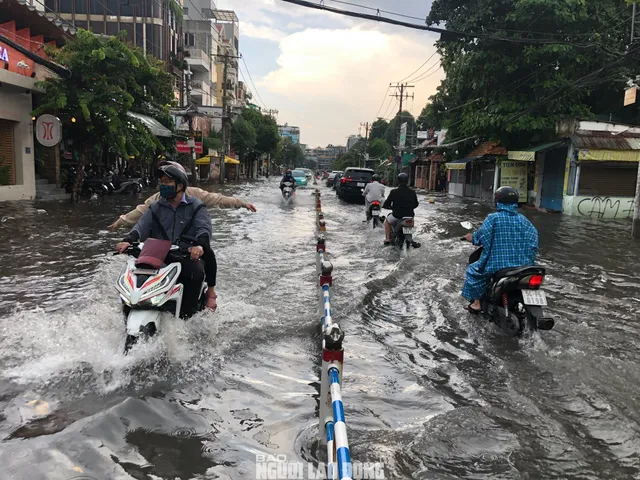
(257, 27), (443, 147)
(286, 22), (304, 30)
(242, 22), (286, 42)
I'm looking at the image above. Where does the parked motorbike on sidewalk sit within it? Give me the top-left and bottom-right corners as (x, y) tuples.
(460, 222), (554, 336)
(115, 241), (207, 353)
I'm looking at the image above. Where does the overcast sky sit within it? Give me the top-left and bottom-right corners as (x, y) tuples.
(217, 0), (443, 148)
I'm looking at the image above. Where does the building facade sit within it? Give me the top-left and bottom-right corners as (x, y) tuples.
(347, 134), (361, 151)
(0, 0), (74, 201)
(279, 125), (300, 144)
(184, 0), (219, 107)
(45, 0), (184, 101)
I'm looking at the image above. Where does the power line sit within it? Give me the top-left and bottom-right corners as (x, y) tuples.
(375, 84), (391, 118)
(397, 50), (438, 83)
(408, 61), (441, 83)
(240, 55), (268, 109)
(327, 0), (426, 22)
(278, 0), (625, 51)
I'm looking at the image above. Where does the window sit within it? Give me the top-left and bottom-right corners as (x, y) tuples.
(135, 23), (144, 47)
(45, 0), (56, 12)
(74, 0), (87, 14)
(59, 0), (72, 13)
(89, 0), (104, 15)
(75, 20), (88, 30)
(183, 7), (188, 15)
(106, 21), (118, 36)
(185, 32), (195, 47)
(119, 2), (133, 16)
(106, 0), (117, 15)
(344, 169), (374, 181)
(90, 21), (105, 34)
(121, 23), (134, 42)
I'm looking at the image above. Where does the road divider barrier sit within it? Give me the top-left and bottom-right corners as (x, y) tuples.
(314, 189), (352, 480)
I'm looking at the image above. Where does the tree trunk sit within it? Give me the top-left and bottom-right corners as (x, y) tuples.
(71, 148), (86, 203)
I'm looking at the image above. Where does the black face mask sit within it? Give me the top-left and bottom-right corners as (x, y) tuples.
(159, 184), (179, 199)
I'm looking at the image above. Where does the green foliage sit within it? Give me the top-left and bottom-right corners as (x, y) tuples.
(368, 138), (392, 160)
(370, 119), (389, 141)
(229, 108), (281, 165)
(424, 0), (639, 146)
(275, 137), (305, 168)
(203, 130), (222, 153)
(33, 29), (174, 161)
(385, 111), (416, 147)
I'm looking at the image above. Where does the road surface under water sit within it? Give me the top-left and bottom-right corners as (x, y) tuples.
(0, 179), (639, 480)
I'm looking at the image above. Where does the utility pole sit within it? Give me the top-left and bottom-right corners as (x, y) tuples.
(389, 83), (414, 185)
(631, 5), (640, 238)
(219, 54), (230, 184)
(184, 67), (198, 186)
(360, 121), (370, 168)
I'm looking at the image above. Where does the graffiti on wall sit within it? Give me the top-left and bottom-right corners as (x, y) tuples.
(576, 196), (635, 219)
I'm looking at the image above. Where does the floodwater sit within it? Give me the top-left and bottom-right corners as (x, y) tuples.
(0, 179), (639, 480)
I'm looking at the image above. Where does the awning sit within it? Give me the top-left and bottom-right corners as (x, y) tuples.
(445, 157), (476, 170)
(508, 141), (565, 162)
(127, 112), (172, 138)
(195, 157), (211, 165)
(225, 156), (240, 164)
(577, 149), (640, 162)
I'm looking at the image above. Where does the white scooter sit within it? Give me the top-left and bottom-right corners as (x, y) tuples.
(281, 181), (295, 202)
(115, 242), (207, 353)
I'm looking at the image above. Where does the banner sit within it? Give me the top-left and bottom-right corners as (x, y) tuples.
(500, 161), (528, 198)
(399, 122), (407, 148)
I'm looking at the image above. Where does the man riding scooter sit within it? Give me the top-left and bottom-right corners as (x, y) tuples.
(115, 163), (218, 316)
(382, 172), (420, 247)
(280, 169), (298, 193)
(362, 174), (385, 222)
(462, 186), (539, 314)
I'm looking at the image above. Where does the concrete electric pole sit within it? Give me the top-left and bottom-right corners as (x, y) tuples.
(360, 121), (370, 168)
(631, 5), (640, 238)
(389, 83), (414, 185)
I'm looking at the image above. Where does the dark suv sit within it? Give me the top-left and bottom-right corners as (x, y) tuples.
(336, 167), (375, 203)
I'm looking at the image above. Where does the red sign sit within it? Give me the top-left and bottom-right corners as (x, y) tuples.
(176, 142), (203, 154)
(176, 131), (203, 154)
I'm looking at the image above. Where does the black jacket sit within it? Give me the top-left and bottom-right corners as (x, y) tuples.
(383, 185), (419, 219)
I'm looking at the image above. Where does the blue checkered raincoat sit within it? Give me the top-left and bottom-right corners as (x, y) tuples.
(462, 203), (539, 301)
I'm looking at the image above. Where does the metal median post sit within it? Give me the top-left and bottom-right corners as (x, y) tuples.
(314, 189), (352, 480)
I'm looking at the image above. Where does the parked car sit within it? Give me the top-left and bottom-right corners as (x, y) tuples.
(336, 167), (375, 203)
(326, 171), (343, 187)
(292, 169), (309, 187)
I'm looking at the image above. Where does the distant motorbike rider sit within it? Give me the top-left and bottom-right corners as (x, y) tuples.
(382, 172), (419, 246)
(115, 163), (218, 315)
(362, 174), (385, 221)
(462, 186), (539, 314)
(280, 169), (297, 191)
(108, 161), (257, 231)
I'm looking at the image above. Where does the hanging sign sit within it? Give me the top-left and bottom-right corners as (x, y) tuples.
(35, 115), (62, 147)
(500, 161), (528, 198)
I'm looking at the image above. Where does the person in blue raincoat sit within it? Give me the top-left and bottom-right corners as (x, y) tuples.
(462, 186), (539, 313)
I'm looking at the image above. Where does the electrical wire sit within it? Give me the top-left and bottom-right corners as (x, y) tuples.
(408, 61), (442, 83)
(375, 84), (391, 118)
(327, 0), (426, 22)
(240, 55), (268, 109)
(278, 0), (626, 52)
(397, 50), (438, 83)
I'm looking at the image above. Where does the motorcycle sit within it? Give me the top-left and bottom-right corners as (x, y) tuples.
(281, 181), (295, 201)
(111, 177), (143, 195)
(460, 222), (554, 336)
(115, 241), (207, 353)
(383, 215), (421, 248)
(366, 201), (383, 229)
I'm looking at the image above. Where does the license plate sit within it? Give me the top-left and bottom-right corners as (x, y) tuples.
(371, 209), (380, 214)
(403, 228), (414, 234)
(521, 289), (547, 306)
(357, 182), (365, 187)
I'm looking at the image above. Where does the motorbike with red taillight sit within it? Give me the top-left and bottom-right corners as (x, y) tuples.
(461, 226), (554, 336)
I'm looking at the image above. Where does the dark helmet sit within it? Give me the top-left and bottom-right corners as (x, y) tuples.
(286, 169), (292, 174)
(372, 174), (381, 182)
(158, 163), (189, 190)
(397, 172), (409, 184)
(494, 186), (519, 204)
(159, 160), (187, 175)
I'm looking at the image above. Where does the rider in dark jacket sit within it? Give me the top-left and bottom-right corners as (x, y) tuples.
(382, 172), (419, 245)
(280, 169), (297, 191)
(116, 164), (217, 315)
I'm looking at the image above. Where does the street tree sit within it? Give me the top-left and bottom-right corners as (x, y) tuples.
(385, 111), (416, 148)
(425, 0), (639, 146)
(33, 29), (174, 201)
(276, 137), (305, 169)
(370, 118), (390, 141)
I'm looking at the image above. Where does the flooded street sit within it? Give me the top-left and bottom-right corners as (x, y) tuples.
(1, 179), (639, 480)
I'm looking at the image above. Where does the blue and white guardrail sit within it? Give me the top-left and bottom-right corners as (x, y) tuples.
(315, 189), (352, 480)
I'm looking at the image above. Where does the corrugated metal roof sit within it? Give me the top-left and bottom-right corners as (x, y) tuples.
(15, 0), (77, 37)
(571, 134), (640, 151)
(467, 141), (507, 158)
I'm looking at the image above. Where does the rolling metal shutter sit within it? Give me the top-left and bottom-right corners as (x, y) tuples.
(0, 120), (16, 185)
(578, 163), (638, 197)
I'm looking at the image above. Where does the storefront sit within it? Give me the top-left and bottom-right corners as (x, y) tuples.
(0, 0), (73, 201)
(445, 142), (507, 201)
